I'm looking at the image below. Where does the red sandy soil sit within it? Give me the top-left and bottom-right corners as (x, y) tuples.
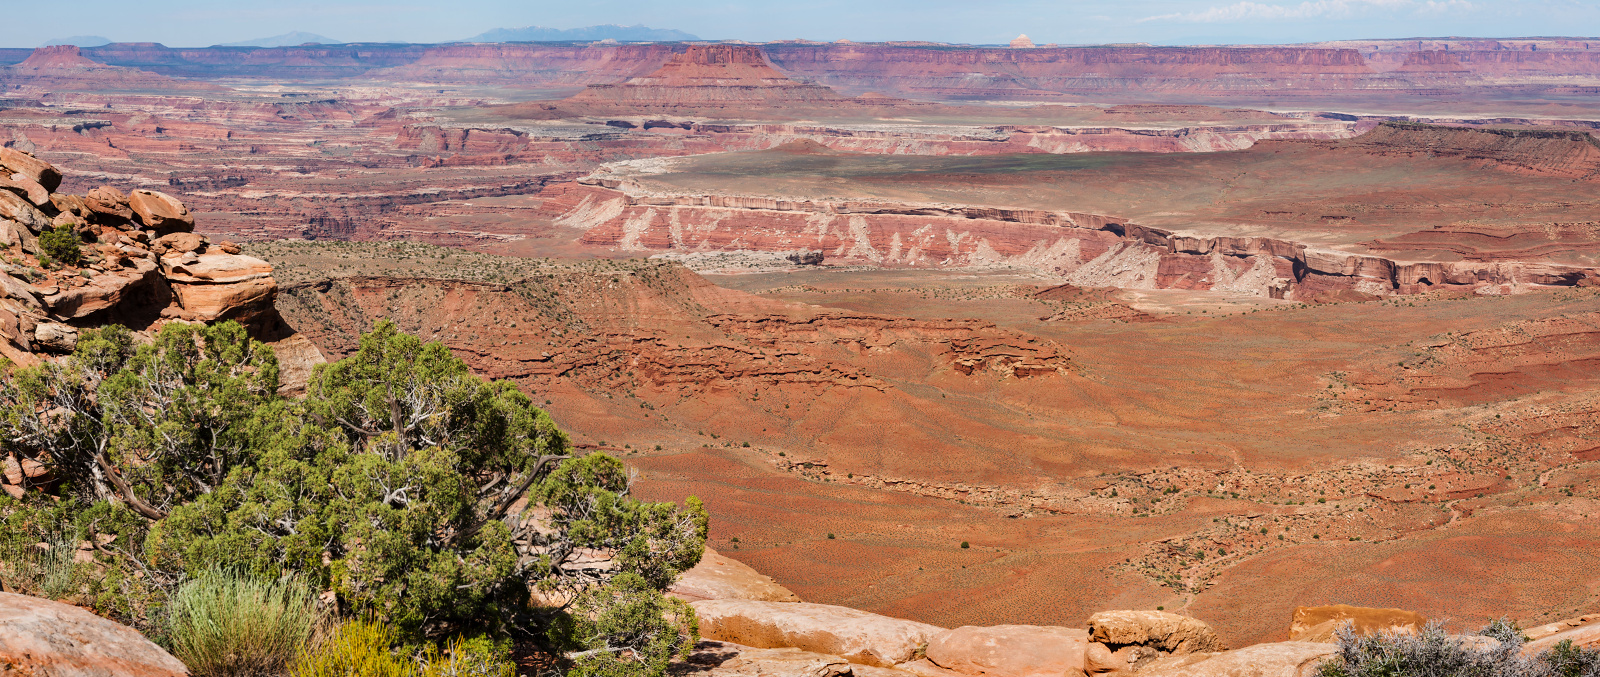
(3, 39), (1598, 649)
(250, 242), (1600, 647)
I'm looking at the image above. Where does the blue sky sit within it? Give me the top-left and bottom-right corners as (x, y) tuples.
(6, 0), (1597, 47)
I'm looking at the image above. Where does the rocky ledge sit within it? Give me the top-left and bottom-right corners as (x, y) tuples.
(670, 548), (1600, 677)
(0, 147), (291, 368)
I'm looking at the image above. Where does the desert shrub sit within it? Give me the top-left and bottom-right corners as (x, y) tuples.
(1481, 618), (1529, 644)
(1, 321), (707, 675)
(166, 567), (317, 677)
(554, 572), (698, 677)
(1545, 640), (1600, 677)
(1318, 619), (1600, 677)
(421, 635), (516, 677)
(37, 226), (82, 266)
(292, 618), (415, 677)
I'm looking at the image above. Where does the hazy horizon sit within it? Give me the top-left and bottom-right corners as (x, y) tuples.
(5, 0), (1596, 49)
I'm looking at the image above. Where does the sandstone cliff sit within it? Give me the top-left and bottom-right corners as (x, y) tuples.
(0, 45), (219, 93)
(539, 181), (1598, 300)
(0, 149), (318, 381)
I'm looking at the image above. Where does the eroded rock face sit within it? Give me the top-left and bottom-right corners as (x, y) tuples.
(693, 599), (945, 668)
(161, 253), (277, 322)
(0, 151), (314, 389)
(1087, 610), (1224, 655)
(84, 186), (133, 221)
(670, 547), (803, 603)
(0, 591), (188, 677)
(925, 625), (1088, 677)
(1288, 604), (1427, 642)
(1136, 641), (1334, 677)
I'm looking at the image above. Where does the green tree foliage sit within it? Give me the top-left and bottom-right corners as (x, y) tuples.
(37, 226), (82, 266)
(0, 322), (279, 519)
(1, 321), (707, 675)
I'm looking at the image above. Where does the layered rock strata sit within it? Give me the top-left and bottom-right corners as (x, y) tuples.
(544, 182), (1598, 299)
(12, 40), (1594, 106)
(565, 45), (851, 112)
(0, 45), (217, 93)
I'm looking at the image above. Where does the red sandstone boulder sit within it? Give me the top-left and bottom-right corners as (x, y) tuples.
(1083, 642), (1122, 674)
(1136, 641), (1334, 677)
(84, 186), (133, 221)
(161, 253), (276, 321)
(0, 190), (51, 233)
(128, 189), (194, 234)
(49, 194), (86, 218)
(0, 148), (62, 193)
(1, 220), (35, 253)
(1086, 610), (1224, 654)
(925, 625), (1088, 677)
(1288, 604), (1426, 642)
(31, 322), (77, 353)
(0, 591), (187, 676)
(0, 174), (50, 207)
(692, 599), (945, 668)
(155, 232), (207, 254)
(670, 547), (802, 603)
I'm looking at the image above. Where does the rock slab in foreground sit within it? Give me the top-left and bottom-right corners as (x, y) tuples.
(693, 599), (945, 668)
(1288, 604), (1426, 642)
(1137, 641), (1335, 677)
(0, 591), (188, 677)
(676, 640), (854, 676)
(925, 625), (1088, 677)
(1086, 610), (1225, 654)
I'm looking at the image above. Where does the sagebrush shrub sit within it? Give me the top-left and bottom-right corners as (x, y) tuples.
(1318, 619), (1600, 677)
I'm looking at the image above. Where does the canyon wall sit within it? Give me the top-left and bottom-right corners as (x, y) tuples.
(544, 181), (1598, 299)
(0, 41), (1594, 102)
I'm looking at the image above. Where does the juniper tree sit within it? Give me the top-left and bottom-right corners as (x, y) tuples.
(1, 321), (706, 674)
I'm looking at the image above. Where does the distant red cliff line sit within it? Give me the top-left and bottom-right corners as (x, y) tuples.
(0, 41), (1597, 98)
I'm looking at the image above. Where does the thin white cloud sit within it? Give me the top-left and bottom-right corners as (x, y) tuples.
(1140, 0), (1473, 23)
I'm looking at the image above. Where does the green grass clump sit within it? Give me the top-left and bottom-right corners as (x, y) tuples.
(167, 567), (317, 677)
(0, 536), (81, 600)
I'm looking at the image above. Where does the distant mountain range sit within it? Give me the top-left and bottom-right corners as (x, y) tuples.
(220, 31), (341, 48)
(41, 36), (112, 47)
(462, 24), (698, 43)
